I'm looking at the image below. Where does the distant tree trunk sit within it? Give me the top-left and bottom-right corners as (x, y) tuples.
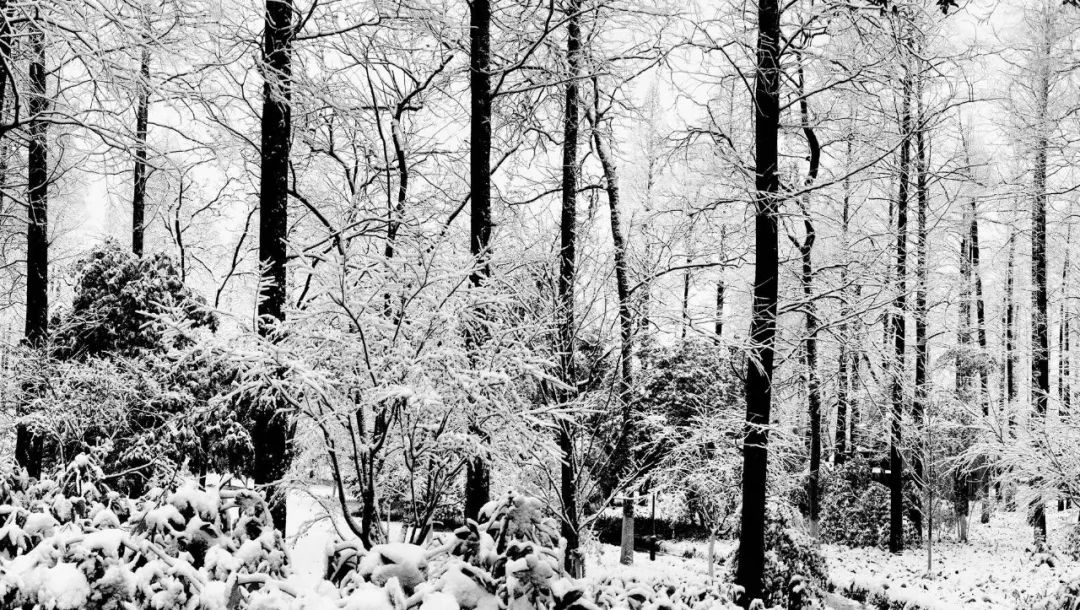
(795, 58), (821, 538)
(15, 22), (48, 478)
(955, 198), (973, 542)
(255, 0), (294, 531)
(850, 293), (863, 453)
(465, 0), (493, 521)
(620, 494), (634, 566)
(592, 113), (632, 406)
(557, 0), (582, 577)
(912, 83), (928, 541)
(888, 62), (912, 556)
(736, 0), (781, 603)
(1005, 231), (1017, 434)
(1031, 28), (1051, 542)
(1059, 228), (1071, 418)
(132, 38), (150, 257)
(835, 135), (853, 466)
(969, 196), (992, 524)
(681, 254), (691, 340)
(715, 276), (724, 338)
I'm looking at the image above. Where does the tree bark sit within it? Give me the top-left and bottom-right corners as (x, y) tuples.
(15, 21), (48, 479)
(132, 34), (150, 257)
(888, 61), (912, 556)
(1060, 228), (1071, 418)
(1031, 23), (1051, 541)
(912, 82), (928, 540)
(255, 0), (294, 531)
(795, 58), (821, 538)
(465, 0), (493, 521)
(557, 0), (582, 577)
(736, 0), (780, 602)
(835, 134), (852, 466)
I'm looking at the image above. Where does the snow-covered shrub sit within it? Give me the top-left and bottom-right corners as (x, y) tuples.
(0, 454), (290, 610)
(819, 458), (916, 549)
(728, 501), (827, 609)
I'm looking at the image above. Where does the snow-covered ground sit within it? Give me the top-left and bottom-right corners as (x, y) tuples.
(826, 506), (1080, 609)
(285, 489), (1080, 609)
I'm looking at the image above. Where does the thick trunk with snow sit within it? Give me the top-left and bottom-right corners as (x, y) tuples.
(737, 0), (780, 602)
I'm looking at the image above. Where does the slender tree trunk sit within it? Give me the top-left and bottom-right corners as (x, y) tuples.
(912, 82), (928, 540)
(620, 494), (634, 566)
(888, 61), (912, 556)
(1006, 232), (1017, 434)
(255, 0), (294, 531)
(835, 134), (854, 466)
(1031, 28), (1051, 542)
(132, 36), (150, 257)
(681, 255), (691, 340)
(969, 195), (993, 524)
(15, 21), (48, 478)
(955, 197), (973, 542)
(1060, 228), (1071, 418)
(795, 58), (821, 538)
(736, 0), (780, 603)
(557, 0), (582, 577)
(465, 0), (493, 521)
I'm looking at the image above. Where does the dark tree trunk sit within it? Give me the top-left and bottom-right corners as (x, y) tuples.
(1032, 45), (1050, 541)
(464, 0), (493, 522)
(835, 135), (853, 466)
(557, 0), (582, 577)
(132, 40), (150, 257)
(681, 255), (691, 340)
(1060, 229), (1071, 417)
(15, 23), (48, 478)
(1005, 232), (1017, 432)
(795, 59), (821, 537)
(888, 65), (912, 556)
(969, 196), (992, 524)
(255, 0), (294, 532)
(736, 0), (780, 603)
(912, 85), (928, 540)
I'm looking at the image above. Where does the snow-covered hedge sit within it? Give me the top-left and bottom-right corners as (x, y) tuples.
(0, 456), (768, 609)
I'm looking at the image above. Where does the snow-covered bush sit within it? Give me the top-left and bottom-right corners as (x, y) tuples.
(819, 458), (916, 549)
(728, 501), (827, 609)
(0, 454), (764, 610)
(0, 454), (288, 609)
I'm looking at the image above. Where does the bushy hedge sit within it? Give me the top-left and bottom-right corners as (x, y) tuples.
(0, 455), (787, 609)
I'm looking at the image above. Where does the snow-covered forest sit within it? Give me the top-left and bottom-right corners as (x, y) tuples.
(2, 0), (1080, 607)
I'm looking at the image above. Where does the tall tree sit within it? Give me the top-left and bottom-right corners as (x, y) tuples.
(1030, 0), (1052, 542)
(255, 0), (294, 531)
(793, 55), (821, 538)
(912, 74), (928, 541)
(464, 0), (494, 522)
(888, 49), (912, 556)
(15, 17), (49, 478)
(132, 20), (151, 257)
(557, 0), (582, 577)
(736, 0), (781, 602)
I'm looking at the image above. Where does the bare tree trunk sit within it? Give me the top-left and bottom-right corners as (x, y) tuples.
(620, 494), (634, 566)
(736, 0), (780, 602)
(888, 59), (912, 556)
(557, 0), (582, 577)
(1031, 23), (1051, 542)
(795, 57), (821, 538)
(132, 32), (150, 257)
(835, 134), (853, 466)
(15, 20), (49, 479)
(465, 0), (493, 521)
(912, 81), (928, 541)
(254, 0), (294, 531)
